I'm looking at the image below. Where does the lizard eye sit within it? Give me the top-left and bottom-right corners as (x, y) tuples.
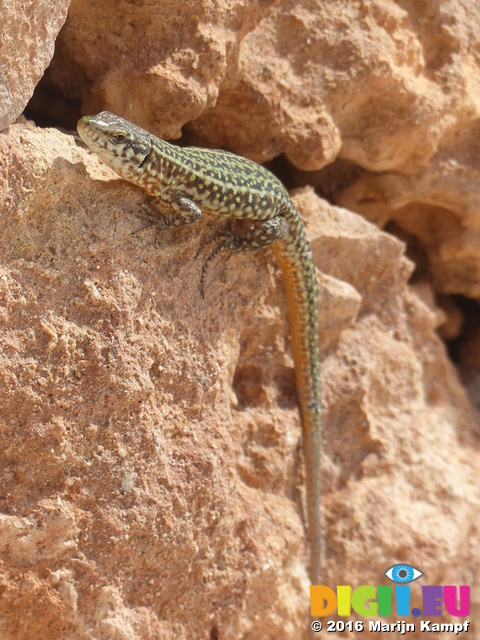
(112, 134), (126, 144)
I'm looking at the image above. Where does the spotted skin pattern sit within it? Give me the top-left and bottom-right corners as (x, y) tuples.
(77, 111), (322, 588)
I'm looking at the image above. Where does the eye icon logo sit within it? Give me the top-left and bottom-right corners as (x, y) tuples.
(384, 563), (424, 584)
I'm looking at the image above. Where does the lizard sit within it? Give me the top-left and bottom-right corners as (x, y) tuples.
(77, 110), (322, 597)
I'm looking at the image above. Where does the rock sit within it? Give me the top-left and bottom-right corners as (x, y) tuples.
(1, 120), (478, 638)
(46, 0), (277, 138)
(0, 0), (69, 130)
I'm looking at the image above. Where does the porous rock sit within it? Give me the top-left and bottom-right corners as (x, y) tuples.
(0, 120), (478, 638)
(0, 0), (69, 130)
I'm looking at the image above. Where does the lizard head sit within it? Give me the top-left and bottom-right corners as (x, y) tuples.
(77, 111), (152, 182)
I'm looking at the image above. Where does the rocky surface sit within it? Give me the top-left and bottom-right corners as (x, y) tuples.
(45, 0), (277, 138)
(0, 0), (69, 129)
(1, 121), (478, 639)
(1, 0), (480, 638)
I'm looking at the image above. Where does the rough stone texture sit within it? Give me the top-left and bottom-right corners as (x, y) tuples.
(47, 0), (277, 139)
(0, 0), (70, 130)
(1, 120), (478, 638)
(6, 0), (480, 636)
(192, 0), (480, 172)
(336, 151), (480, 299)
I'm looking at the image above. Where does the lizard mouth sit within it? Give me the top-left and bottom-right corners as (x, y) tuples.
(77, 116), (108, 153)
(77, 113), (152, 172)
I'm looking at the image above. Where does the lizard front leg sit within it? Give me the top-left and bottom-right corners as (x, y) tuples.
(142, 193), (203, 229)
(132, 193), (203, 244)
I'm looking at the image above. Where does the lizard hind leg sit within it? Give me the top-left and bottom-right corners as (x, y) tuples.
(223, 216), (289, 253)
(199, 216), (290, 298)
